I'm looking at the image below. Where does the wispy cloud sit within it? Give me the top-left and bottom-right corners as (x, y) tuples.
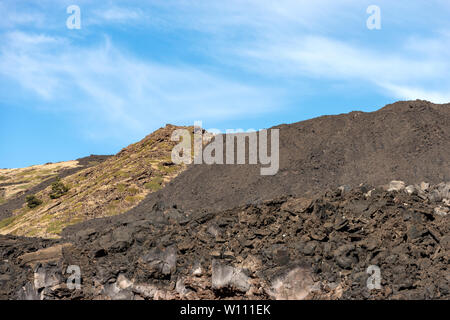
(104, 0), (449, 105)
(158, 0), (450, 104)
(0, 1), (46, 29)
(89, 6), (144, 25)
(1, 0), (450, 142)
(382, 84), (450, 104)
(0, 31), (279, 139)
(2, 0), (450, 168)
(229, 34), (450, 101)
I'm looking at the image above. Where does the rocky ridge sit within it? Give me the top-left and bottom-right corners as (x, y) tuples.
(0, 125), (192, 238)
(0, 155), (110, 221)
(108, 100), (450, 219)
(1, 181), (448, 300)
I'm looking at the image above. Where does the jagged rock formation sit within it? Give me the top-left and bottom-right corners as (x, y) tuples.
(1, 182), (448, 300)
(0, 100), (449, 300)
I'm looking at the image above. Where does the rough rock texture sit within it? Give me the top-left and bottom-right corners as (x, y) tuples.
(61, 100), (450, 240)
(1, 101), (449, 300)
(0, 155), (110, 221)
(1, 182), (448, 300)
(126, 100), (450, 216)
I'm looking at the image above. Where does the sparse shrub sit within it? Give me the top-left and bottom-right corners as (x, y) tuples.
(157, 162), (179, 174)
(116, 183), (127, 192)
(26, 195), (42, 208)
(49, 178), (69, 199)
(144, 176), (164, 191)
(128, 186), (140, 195)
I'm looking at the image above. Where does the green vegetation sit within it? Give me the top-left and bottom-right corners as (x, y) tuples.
(0, 212), (26, 229)
(125, 195), (140, 203)
(0, 215), (16, 229)
(106, 199), (121, 216)
(17, 184), (32, 190)
(15, 168), (36, 178)
(46, 219), (66, 235)
(26, 194), (43, 208)
(0, 126), (190, 238)
(128, 186), (140, 195)
(144, 176), (164, 191)
(116, 183), (127, 192)
(116, 170), (131, 178)
(157, 162), (179, 174)
(26, 229), (40, 237)
(49, 178), (69, 199)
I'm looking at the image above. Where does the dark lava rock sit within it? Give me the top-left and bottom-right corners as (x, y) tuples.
(1, 181), (449, 300)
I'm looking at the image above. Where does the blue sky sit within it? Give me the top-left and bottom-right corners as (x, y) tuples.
(1, 0), (450, 168)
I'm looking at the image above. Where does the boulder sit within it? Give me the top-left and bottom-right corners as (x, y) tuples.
(443, 199), (450, 207)
(434, 206), (449, 216)
(436, 182), (450, 199)
(103, 282), (134, 300)
(428, 190), (443, 203)
(405, 185), (416, 195)
(192, 261), (203, 276)
(137, 245), (177, 279)
(18, 243), (72, 267)
(387, 181), (405, 192)
(211, 260), (250, 293)
(337, 185), (351, 196)
(333, 244), (357, 269)
(175, 278), (193, 297)
(268, 267), (314, 300)
(34, 265), (62, 291)
(419, 182), (430, 192)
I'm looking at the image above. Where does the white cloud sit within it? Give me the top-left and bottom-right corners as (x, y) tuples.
(382, 84), (450, 104)
(225, 33), (450, 103)
(0, 2), (46, 29)
(2, 0), (450, 140)
(90, 6), (144, 24)
(152, 0), (450, 104)
(149, 0), (359, 34)
(0, 31), (279, 139)
(235, 35), (447, 80)
(124, 0), (449, 104)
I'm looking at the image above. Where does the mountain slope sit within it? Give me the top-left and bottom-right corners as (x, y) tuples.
(0, 100), (448, 300)
(0, 125), (192, 238)
(2, 182), (449, 300)
(120, 100), (450, 218)
(0, 155), (110, 221)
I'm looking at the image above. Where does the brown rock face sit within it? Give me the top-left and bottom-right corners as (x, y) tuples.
(18, 243), (72, 267)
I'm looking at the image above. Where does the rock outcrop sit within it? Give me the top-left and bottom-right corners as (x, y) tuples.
(1, 181), (448, 300)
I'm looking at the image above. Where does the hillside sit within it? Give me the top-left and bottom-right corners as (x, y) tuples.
(0, 155), (110, 221)
(0, 161), (81, 204)
(1, 181), (448, 299)
(119, 100), (450, 219)
(0, 125), (192, 238)
(0, 100), (448, 301)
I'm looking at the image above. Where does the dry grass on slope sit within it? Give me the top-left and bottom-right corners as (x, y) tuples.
(0, 161), (81, 204)
(0, 125), (193, 238)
